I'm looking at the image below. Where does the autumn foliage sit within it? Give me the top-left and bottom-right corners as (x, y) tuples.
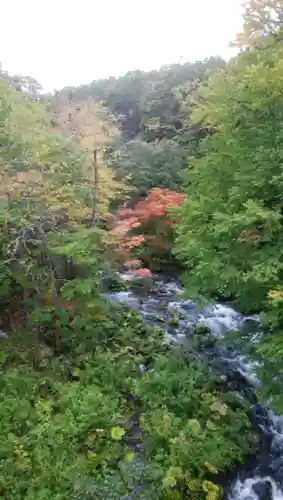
(109, 188), (184, 274)
(116, 188), (184, 223)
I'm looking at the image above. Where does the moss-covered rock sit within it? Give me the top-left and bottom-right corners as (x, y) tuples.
(167, 313), (180, 327)
(194, 324), (217, 348)
(195, 323), (211, 336)
(129, 276), (153, 295)
(158, 302), (168, 311)
(100, 271), (128, 292)
(152, 314), (166, 323)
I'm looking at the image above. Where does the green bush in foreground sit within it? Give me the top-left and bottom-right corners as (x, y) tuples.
(0, 308), (250, 500)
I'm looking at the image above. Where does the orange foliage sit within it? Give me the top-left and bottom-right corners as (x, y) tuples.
(117, 188), (184, 223)
(111, 217), (141, 235)
(110, 188), (184, 265)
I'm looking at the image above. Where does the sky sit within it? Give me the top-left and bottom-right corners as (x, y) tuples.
(0, 0), (244, 92)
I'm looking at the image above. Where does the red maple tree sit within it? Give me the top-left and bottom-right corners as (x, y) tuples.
(109, 188), (184, 274)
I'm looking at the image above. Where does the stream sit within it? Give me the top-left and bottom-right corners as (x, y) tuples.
(106, 274), (283, 500)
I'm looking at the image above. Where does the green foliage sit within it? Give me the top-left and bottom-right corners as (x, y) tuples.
(0, 308), (250, 499)
(174, 1), (283, 410)
(0, 74), (120, 340)
(176, 40), (283, 311)
(106, 138), (188, 196)
(59, 58), (225, 141)
(0, 64), (42, 100)
(135, 356), (248, 475)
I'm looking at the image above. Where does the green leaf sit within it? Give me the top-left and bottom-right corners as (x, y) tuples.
(202, 480), (219, 493)
(111, 427), (126, 440)
(206, 492), (220, 500)
(187, 418), (201, 435)
(206, 420), (217, 430)
(187, 478), (201, 491)
(124, 451), (134, 464)
(210, 401), (228, 416)
(167, 466), (182, 478)
(162, 475), (177, 488)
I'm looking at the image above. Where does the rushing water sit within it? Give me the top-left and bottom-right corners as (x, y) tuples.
(106, 274), (283, 500)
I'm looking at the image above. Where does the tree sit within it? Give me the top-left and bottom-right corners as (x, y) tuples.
(176, 44), (283, 310)
(56, 58), (226, 142)
(175, 1), (283, 409)
(0, 78), (107, 341)
(235, 0), (283, 49)
(0, 67), (253, 499)
(106, 138), (188, 197)
(111, 188), (184, 268)
(0, 64), (42, 99)
(53, 97), (128, 216)
(52, 58), (225, 208)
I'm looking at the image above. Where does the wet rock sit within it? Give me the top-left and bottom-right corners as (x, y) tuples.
(251, 404), (271, 430)
(106, 291), (141, 310)
(151, 314), (165, 323)
(129, 277), (153, 295)
(184, 323), (195, 337)
(252, 479), (273, 500)
(100, 271), (127, 292)
(247, 431), (261, 453)
(167, 313), (180, 327)
(194, 324), (217, 348)
(157, 301), (168, 311)
(271, 457), (283, 480)
(227, 476), (283, 500)
(181, 299), (195, 310)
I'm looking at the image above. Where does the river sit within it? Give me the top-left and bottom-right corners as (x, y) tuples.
(106, 274), (283, 500)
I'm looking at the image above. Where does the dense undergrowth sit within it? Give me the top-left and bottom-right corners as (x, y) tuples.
(0, 304), (250, 499)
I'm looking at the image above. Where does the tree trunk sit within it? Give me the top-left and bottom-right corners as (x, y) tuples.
(91, 146), (99, 224)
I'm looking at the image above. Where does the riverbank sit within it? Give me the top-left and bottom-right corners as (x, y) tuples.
(0, 274), (253, 499)
(106, 273), (283, 500)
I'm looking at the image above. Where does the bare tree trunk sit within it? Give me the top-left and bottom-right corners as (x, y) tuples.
(91, 146), (99, 224)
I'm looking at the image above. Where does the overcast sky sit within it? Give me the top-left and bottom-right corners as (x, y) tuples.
(0, 0), (244, 92)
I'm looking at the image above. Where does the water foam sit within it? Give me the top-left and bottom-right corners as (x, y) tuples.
(228, 477), (283, 500)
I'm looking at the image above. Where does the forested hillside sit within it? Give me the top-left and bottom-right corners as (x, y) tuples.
(2, 1), (283, 498)
(55, 57), (225, 197)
